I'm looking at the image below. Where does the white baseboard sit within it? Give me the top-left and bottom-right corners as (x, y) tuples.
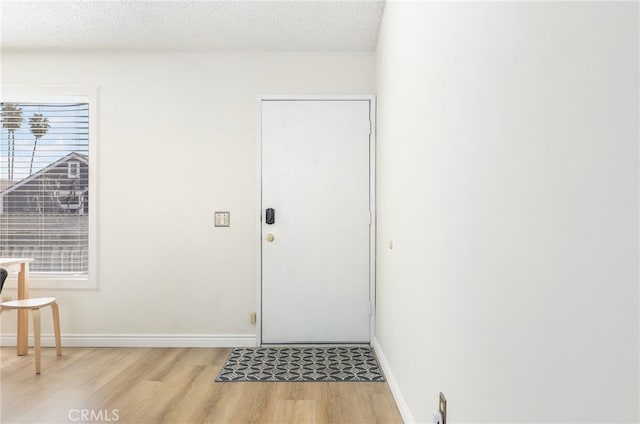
(0, 333), (257, 348)
(372, 336), (415, 424)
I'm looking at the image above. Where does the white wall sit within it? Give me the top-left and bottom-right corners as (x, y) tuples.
(1, 52), (375, 342)
(375, 2), (638, 423)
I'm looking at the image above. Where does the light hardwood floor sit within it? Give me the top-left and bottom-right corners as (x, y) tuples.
(1, 347), (403, 424)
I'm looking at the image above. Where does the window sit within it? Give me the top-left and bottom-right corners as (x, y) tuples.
(0, 87), (97, 288)
(68, 161), (80, 178)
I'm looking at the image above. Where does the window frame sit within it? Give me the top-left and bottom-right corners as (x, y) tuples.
(1, 86), (99, 289)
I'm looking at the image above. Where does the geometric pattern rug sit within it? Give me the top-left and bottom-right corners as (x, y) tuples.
(215, 346), (385, 382)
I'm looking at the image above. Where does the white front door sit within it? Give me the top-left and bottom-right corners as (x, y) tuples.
(261, 99), (373, 344)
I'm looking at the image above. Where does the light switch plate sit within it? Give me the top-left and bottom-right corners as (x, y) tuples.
(214, 211), (230, 227)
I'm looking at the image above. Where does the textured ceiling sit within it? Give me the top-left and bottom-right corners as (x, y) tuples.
(0, 0), (385, 52)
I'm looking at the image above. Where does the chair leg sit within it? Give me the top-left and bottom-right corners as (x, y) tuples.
(32, 308), (41, 374)
(51, 301), (62, 356)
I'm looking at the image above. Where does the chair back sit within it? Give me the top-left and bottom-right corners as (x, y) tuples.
(0, 268), (7, 293)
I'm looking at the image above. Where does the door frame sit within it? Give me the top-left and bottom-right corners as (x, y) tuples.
(256, 95), (376, 346)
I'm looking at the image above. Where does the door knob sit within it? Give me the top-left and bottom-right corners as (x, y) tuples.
(266, 233), (275, 242)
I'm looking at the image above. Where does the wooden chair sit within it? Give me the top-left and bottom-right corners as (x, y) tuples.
(0, 268), (62, 374)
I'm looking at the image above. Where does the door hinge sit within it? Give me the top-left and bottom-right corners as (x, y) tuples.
(368, 120), (372, 135)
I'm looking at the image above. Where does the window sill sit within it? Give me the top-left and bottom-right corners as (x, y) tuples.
(1, 274), (97, 290)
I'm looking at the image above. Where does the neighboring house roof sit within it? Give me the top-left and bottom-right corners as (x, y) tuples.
(0, 151), (88, 196)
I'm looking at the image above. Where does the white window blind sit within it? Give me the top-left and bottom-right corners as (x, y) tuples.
(1, 101), (90, 275)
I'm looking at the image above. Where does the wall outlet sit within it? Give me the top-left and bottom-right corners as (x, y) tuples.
(214, 211), (230, 227)
(250, 312), (256, 324)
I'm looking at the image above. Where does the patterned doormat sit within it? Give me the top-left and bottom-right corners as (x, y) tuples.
(215, 346), (385, 382)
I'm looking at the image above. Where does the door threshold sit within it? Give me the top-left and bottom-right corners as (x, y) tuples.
(260, 342), (371, 347)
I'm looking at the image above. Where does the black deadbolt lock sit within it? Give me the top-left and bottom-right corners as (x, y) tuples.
(265, 208), (275, 225)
